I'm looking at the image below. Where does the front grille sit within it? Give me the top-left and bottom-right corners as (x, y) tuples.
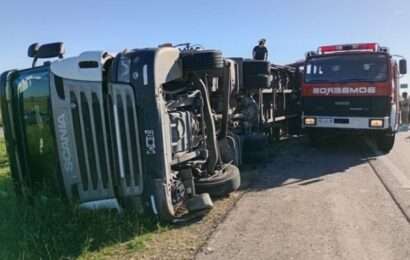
(111, 84), (143, 196)
(303, 96), (390, 117)
(69, 87), (113, 199)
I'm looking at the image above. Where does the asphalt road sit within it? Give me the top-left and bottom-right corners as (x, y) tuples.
(197, 132), (410, 260)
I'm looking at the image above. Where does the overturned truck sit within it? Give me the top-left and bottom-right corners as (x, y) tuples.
(0, 42), (301, 221)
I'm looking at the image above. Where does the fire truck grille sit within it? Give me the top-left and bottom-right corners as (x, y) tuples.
(303, 96), (390, 117)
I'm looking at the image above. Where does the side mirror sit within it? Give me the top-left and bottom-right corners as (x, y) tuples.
(28, 43), (39, 58)
(399, 59), (407, 75)
(28, 42), (65, 68)
(37, 42), (65, 59)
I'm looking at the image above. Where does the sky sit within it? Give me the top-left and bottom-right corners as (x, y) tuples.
(1, 0), (409, 84)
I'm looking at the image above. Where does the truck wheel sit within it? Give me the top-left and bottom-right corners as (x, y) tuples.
(243, 74), (271, 89)
(182, 50), (224, 72)
(376, 133), (395, 153)
(243, 60), (271, 75)
(195, 164), (241, 197)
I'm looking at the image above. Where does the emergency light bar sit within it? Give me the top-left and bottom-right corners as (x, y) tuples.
(318, 43), (379, 54)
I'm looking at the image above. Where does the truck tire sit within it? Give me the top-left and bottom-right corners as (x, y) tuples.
(376, 133), (395, 153)
(243, 60), (271, 75)
(182, 50), (224, 72)
(195, 164), (241, 197)
(243, 74), (270, 89)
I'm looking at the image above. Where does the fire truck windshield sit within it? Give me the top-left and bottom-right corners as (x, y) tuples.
(305, 54), (388, 83)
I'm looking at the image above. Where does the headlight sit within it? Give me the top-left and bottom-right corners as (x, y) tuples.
(369, 119), (384, 128)
(304, 117), (316, 126)
(117, 55), (131, 83)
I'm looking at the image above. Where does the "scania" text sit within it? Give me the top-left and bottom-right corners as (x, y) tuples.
(57, 113), (74, 172)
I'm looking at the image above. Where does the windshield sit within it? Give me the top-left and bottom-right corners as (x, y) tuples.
(304, 53), (388, 83)
(13, 67), (58, 188)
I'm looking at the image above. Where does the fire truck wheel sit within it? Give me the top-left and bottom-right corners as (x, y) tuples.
(195, 164), (241, 197)
(243, 60), (271, 75)
(376, 133), (395, 153)
(243, 74), (271, 89)
(182, 50), (224, 72)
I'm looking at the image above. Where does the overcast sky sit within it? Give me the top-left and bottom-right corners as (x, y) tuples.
(1, 0), (409, 84)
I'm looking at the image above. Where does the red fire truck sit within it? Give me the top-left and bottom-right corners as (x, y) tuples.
(302, 43), (407, 152)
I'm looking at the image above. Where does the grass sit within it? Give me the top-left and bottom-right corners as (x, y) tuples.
(0, 137), (163, 260)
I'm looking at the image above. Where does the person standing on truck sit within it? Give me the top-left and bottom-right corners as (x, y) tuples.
(400, 92), (410, 127)
(252, 39), (268, 61)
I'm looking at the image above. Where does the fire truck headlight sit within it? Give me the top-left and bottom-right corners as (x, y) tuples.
(304, 117), (316, 126)
(369, 119), (384, 128)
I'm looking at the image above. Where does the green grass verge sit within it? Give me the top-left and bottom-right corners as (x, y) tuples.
(0, 137), (162, 259)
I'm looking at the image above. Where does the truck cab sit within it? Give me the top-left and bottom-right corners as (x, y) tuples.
(0, 42), (243, 221)
(301, 43), (407, 152)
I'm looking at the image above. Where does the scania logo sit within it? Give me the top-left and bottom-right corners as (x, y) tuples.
(312, 87), (376, 95)
(57, 113), (74, 172)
